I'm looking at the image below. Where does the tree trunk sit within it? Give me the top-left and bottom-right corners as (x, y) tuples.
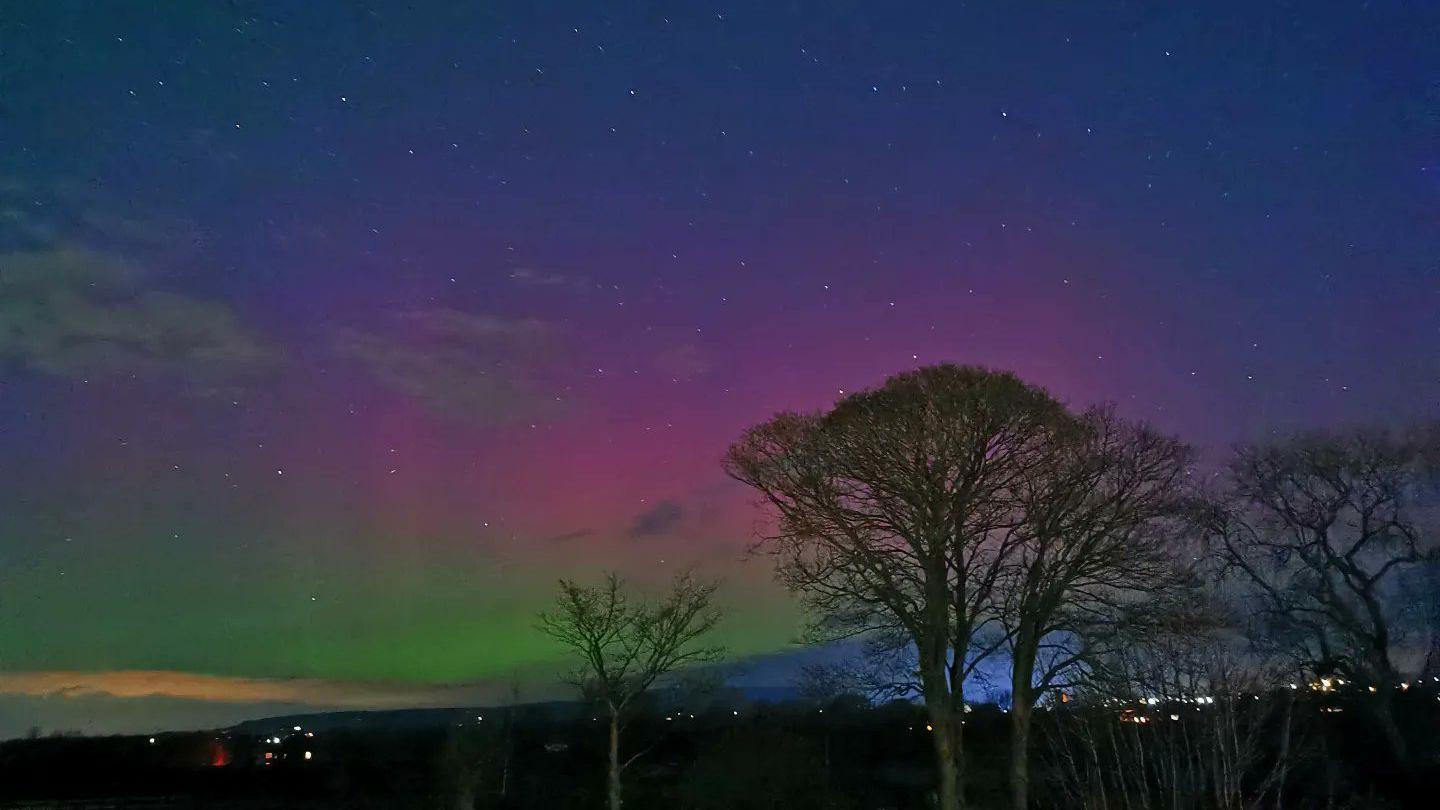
(927, 697), (962, 810)
(1009, 639), (1037, 810)
(1010, 699), (1033, 810)
(1274, 687), (1293, 810)
(921, 572), (961, 810)
(608, 713), (622, 810)
(920, 650), (962, 810)
(1371, 692), (1409, 773)
(953, 696), (967, 803)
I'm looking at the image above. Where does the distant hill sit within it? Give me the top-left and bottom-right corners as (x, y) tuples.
(228, 700), (583, 735)
(227, 685), (805, 736)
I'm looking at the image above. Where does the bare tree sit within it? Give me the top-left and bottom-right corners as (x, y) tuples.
(1206, 425), (1439, 766)
(538, 571), (724, 810)
(1036, 595), (1306, 810)
(725, 365), (1069, 810)
(1003, 407), (1195, 810)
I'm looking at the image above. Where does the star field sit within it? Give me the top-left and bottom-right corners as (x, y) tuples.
(0, 1), (1437, 735)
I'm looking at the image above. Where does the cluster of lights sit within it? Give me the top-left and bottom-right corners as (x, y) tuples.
(237, 675), (1440, 756)
(1125, 694), (1214, 708)
(1106, 674), (1440, 724)
(255, 724), (317, 764)
(1300, 675), (1440, 694)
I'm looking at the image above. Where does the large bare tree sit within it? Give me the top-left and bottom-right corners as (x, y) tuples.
(538, 571), (724, 810)
(1002, 406), (1194, 810)
(1206, 425), (1439, 765)
(725, 365), (1069, 810)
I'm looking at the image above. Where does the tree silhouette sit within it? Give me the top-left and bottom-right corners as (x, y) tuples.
(538, 571), (723, 810)
(1207, 424), (1440, 766)
(726, 364), (1070, 810)
(1000, 406), (1194, 810)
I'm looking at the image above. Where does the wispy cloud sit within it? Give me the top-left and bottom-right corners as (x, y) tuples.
(0, 181), (277, 389)
(331, 309), (564, 427)
(0, 670), (532, 710)
(508, 267), (589, 293)
(544, 528), (594, 545)
(0, 247), (280, 382)
(653, 343), (710, 379)
(627, 500), (685, 538)
(0, 670), (572, 739)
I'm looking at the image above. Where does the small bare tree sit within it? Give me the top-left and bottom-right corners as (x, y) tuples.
(1036, 596), (1305, 810)
(538, 571), (723, 810)
(1206, 425), (1439, 765)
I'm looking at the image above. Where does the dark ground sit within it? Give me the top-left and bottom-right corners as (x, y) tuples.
(1, 691), (1435, 809)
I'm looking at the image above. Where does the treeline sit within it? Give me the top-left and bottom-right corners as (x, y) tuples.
(539, 366), (1436, 808)
(2, 690), (1438, 809)
(716, 364), (1440, 809)
(0, 700), (1013, 809)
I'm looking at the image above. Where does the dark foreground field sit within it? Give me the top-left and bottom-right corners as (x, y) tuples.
(2, 691), (1437, 810)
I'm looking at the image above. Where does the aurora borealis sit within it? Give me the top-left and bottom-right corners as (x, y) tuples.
(1, 2), (1437, 737)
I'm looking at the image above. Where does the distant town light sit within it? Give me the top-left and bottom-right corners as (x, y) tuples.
(304, 751), (313, 761)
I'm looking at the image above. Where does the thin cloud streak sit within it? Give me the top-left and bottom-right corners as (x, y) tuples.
(0, 670), (555, 711)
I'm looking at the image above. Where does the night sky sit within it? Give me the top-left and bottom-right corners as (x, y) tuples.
(1, 1), (1437, 737)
